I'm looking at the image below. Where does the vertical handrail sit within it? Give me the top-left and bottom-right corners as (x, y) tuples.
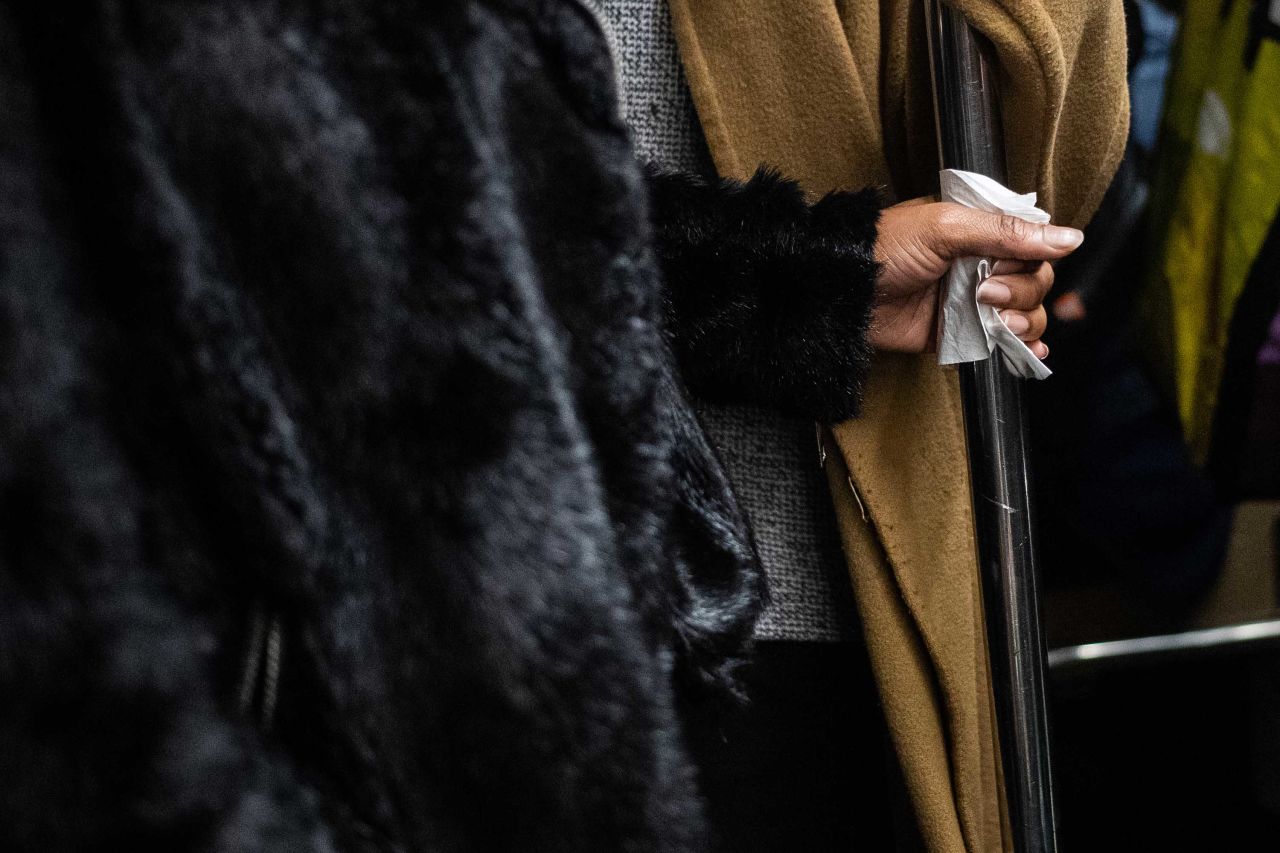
(923, 3), (1059, 851)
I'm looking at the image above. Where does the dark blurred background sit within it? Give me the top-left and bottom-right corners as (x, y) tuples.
(1028, 0), (1280, 846)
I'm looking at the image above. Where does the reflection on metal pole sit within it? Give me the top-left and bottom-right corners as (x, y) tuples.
(923, 3), (1058, 851)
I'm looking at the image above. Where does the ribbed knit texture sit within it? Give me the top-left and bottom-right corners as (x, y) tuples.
(591, 0), (857, 641)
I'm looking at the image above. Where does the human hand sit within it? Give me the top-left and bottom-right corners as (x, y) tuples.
(870, 197), (1084, 356)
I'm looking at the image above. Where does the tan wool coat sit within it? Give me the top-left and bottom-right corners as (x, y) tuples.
(666, 1), (1129, 850)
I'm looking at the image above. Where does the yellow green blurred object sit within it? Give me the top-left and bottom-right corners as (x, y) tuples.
(1144, 0), (1280, 463)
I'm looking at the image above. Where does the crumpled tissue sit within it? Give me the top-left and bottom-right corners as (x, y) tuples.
(936, 169), (1053, 380)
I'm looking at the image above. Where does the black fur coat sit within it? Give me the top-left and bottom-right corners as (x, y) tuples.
(0, 0), (880, 850)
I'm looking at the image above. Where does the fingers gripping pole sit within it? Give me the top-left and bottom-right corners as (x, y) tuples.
(922, 3), (1059, 851)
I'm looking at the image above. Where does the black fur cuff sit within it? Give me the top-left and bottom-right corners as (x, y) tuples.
(647, 166), (882, 424)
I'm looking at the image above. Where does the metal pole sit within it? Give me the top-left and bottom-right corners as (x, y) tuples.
(922, 3), (1058, 851)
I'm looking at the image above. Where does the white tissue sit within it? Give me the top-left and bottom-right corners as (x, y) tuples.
(936, 169), (1053, 380)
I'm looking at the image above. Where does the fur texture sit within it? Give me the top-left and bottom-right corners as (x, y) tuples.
(649, 167), (881, 424)
(0, 0), (878, 849)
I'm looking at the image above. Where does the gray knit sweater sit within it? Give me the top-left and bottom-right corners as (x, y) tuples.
(592, 0), (858, 642)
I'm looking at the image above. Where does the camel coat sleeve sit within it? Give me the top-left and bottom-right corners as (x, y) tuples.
(666, 2), (1129, 851)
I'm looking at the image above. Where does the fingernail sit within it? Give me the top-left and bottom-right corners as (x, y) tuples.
(1045, 225), (1083, 250)
(1038, 342), (1050, 359)
(1002, 311), (1030, 335)
(976, 282), (1012, 305)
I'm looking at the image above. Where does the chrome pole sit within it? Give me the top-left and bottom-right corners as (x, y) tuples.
(923, 3), (1058, 851)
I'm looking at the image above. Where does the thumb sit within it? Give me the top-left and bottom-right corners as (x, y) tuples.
(938, 205), (1084, 261)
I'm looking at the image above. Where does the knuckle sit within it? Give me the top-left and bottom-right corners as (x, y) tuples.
(1017, 280), (1043, 309)
(996, 215), (1031, 244)
(933, 202), (966, 232)
(1030, 308), (1048, 335)
(1006, 279), (1033, 308)
(928, 204), (968, 255)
